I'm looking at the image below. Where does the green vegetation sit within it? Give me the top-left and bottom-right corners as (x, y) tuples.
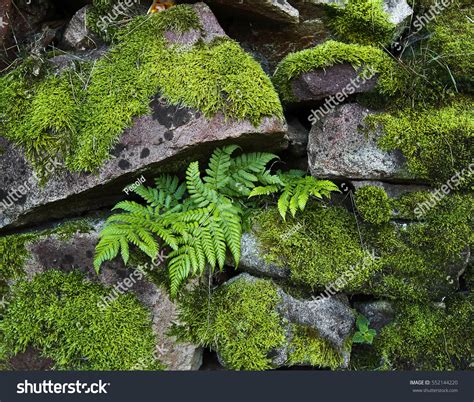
(355, 186), (392, 225)
(0, 5), (283, 174)
(368, 99), (474, 187)
(172, 276), (286, 370)
(363, 193), (474, 301)
(375, 298), (473, 370)
(327, 0), (396, 46)
(0, 270), (161, 370)
(94, 146), (338, 297)
(352, 314), (377, 344)
(273, 40), (401, 102)
(0, 220), (93, 284)
(288, 325), (345, 369)
(253, 204), (382, 292)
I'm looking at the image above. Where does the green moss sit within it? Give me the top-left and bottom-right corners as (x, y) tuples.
(273, 40), (401, 102)
(427, 4), (473, 86)
(355, 186), (392, 225)
(172, 277), (286, 370)
(375, 298), (473, 370)
(288, 325), (345, 369)
(368, 99), (474, 187)
(1, 5), (283, 174)
(0, 219), (93, 283)
(253, 204), (382, 292)
(0, 270), (162, 370)
(327, 0), (396, 46)
(363, 193), (474, 301)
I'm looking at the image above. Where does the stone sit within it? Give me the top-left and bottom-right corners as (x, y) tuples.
(20, 221), (203, 371)
(238, 232), (290, 279)
(351, 181), (431, 199)
(286, 117), (309, 158)
(61, 6), (100, 51)
(0, 3), (287, 231)
(308, 103), (414, 181)
(222, 273), (355, 368)
(205, 0), (299, 24)
(228, 18), (329, 73)
(290, 63), (378, 102)
(353, 300), (395, 332)
(382, 0), (413, 25)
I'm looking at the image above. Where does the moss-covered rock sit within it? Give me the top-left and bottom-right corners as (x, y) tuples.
(273, 40), (401, 102)
(374, 298), (473, 370)
(368, 99), (474, 187)
(355, 185), (392, 225)
(0, 4), (283, 174)
(0, 270), (162, 370)
(327, 0), (396, 46)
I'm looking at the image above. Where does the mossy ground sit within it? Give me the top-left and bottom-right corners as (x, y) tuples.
(0, 270), (162, 370)
(273, 40), (401, 102)
(0, 5), (283, 175)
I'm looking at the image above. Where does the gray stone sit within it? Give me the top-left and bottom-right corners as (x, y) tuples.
(206, 0), (299, 23)
(20, 222), (203, 371)
(286, 117), (309, 158)
(238, 232), (290, 279)
(351, 181), (431, 199)
(222, 273), (355, 369)
(308, 103), (414, 181)
(383, 0), (413, 25)
(61, 6), (99, 51)
(353, 300), (395, 332)
(276, 290), (355, 351)
(290, 63), (378, 102)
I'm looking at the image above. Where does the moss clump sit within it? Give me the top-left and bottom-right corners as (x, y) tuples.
(253, 204), (382, 292)
(1, 5), (283, 174)
(363, 193), (474, 301)
(327, 0), (396, 46)
(375, 298), (473, 370)
(368, 99), (474, 187)
(273, 40), (401, 102)
(355, 186), (392, 225)
(427, 5), (473, 87)
(288, 325), (345, 369)
(0, 270), (161, 370)
(172, 277), (286, 370)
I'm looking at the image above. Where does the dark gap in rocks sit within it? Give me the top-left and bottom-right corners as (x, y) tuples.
(199, 349), (224, 370)
(348, 294), (380, 305)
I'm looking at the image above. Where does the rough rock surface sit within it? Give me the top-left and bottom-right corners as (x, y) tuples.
(20, 223), (203, 371)
(308, 103), (413, 181)
(238, 233), (290, 279)
(0, 3), (287, 231)
(351, 181), (431, 199)
(353, 300), (395, 332)
(221, 274), (355, 368)
(290, 63), (378, 102)
(286, 117), (309, 158)
(383, 0), (413, 24)
(206, 0), (300, 23)
(61, 6), (99, 50)
(228, 18), (329, 73)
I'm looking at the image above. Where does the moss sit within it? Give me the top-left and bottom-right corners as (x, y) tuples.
(253, 204), (382, 292)
(363, 193), (474, 301)
(0, 270), (161, 370)
(327, 0), (396, 46)
(1, 5), (283, 174)
(288, 325), (345, 369)
(367, 98), (474, 187)
(273, 40), (401, 102)
(355, 186), (392, 225)
(0, 219), (93, 283)
(172, 277), (286, 370)
(375, 298), (473, 370)
(427, 4), (473, 87)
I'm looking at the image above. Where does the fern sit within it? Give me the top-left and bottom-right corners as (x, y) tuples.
(94, 146), (338, 297)
(250, 170), (340, 220)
